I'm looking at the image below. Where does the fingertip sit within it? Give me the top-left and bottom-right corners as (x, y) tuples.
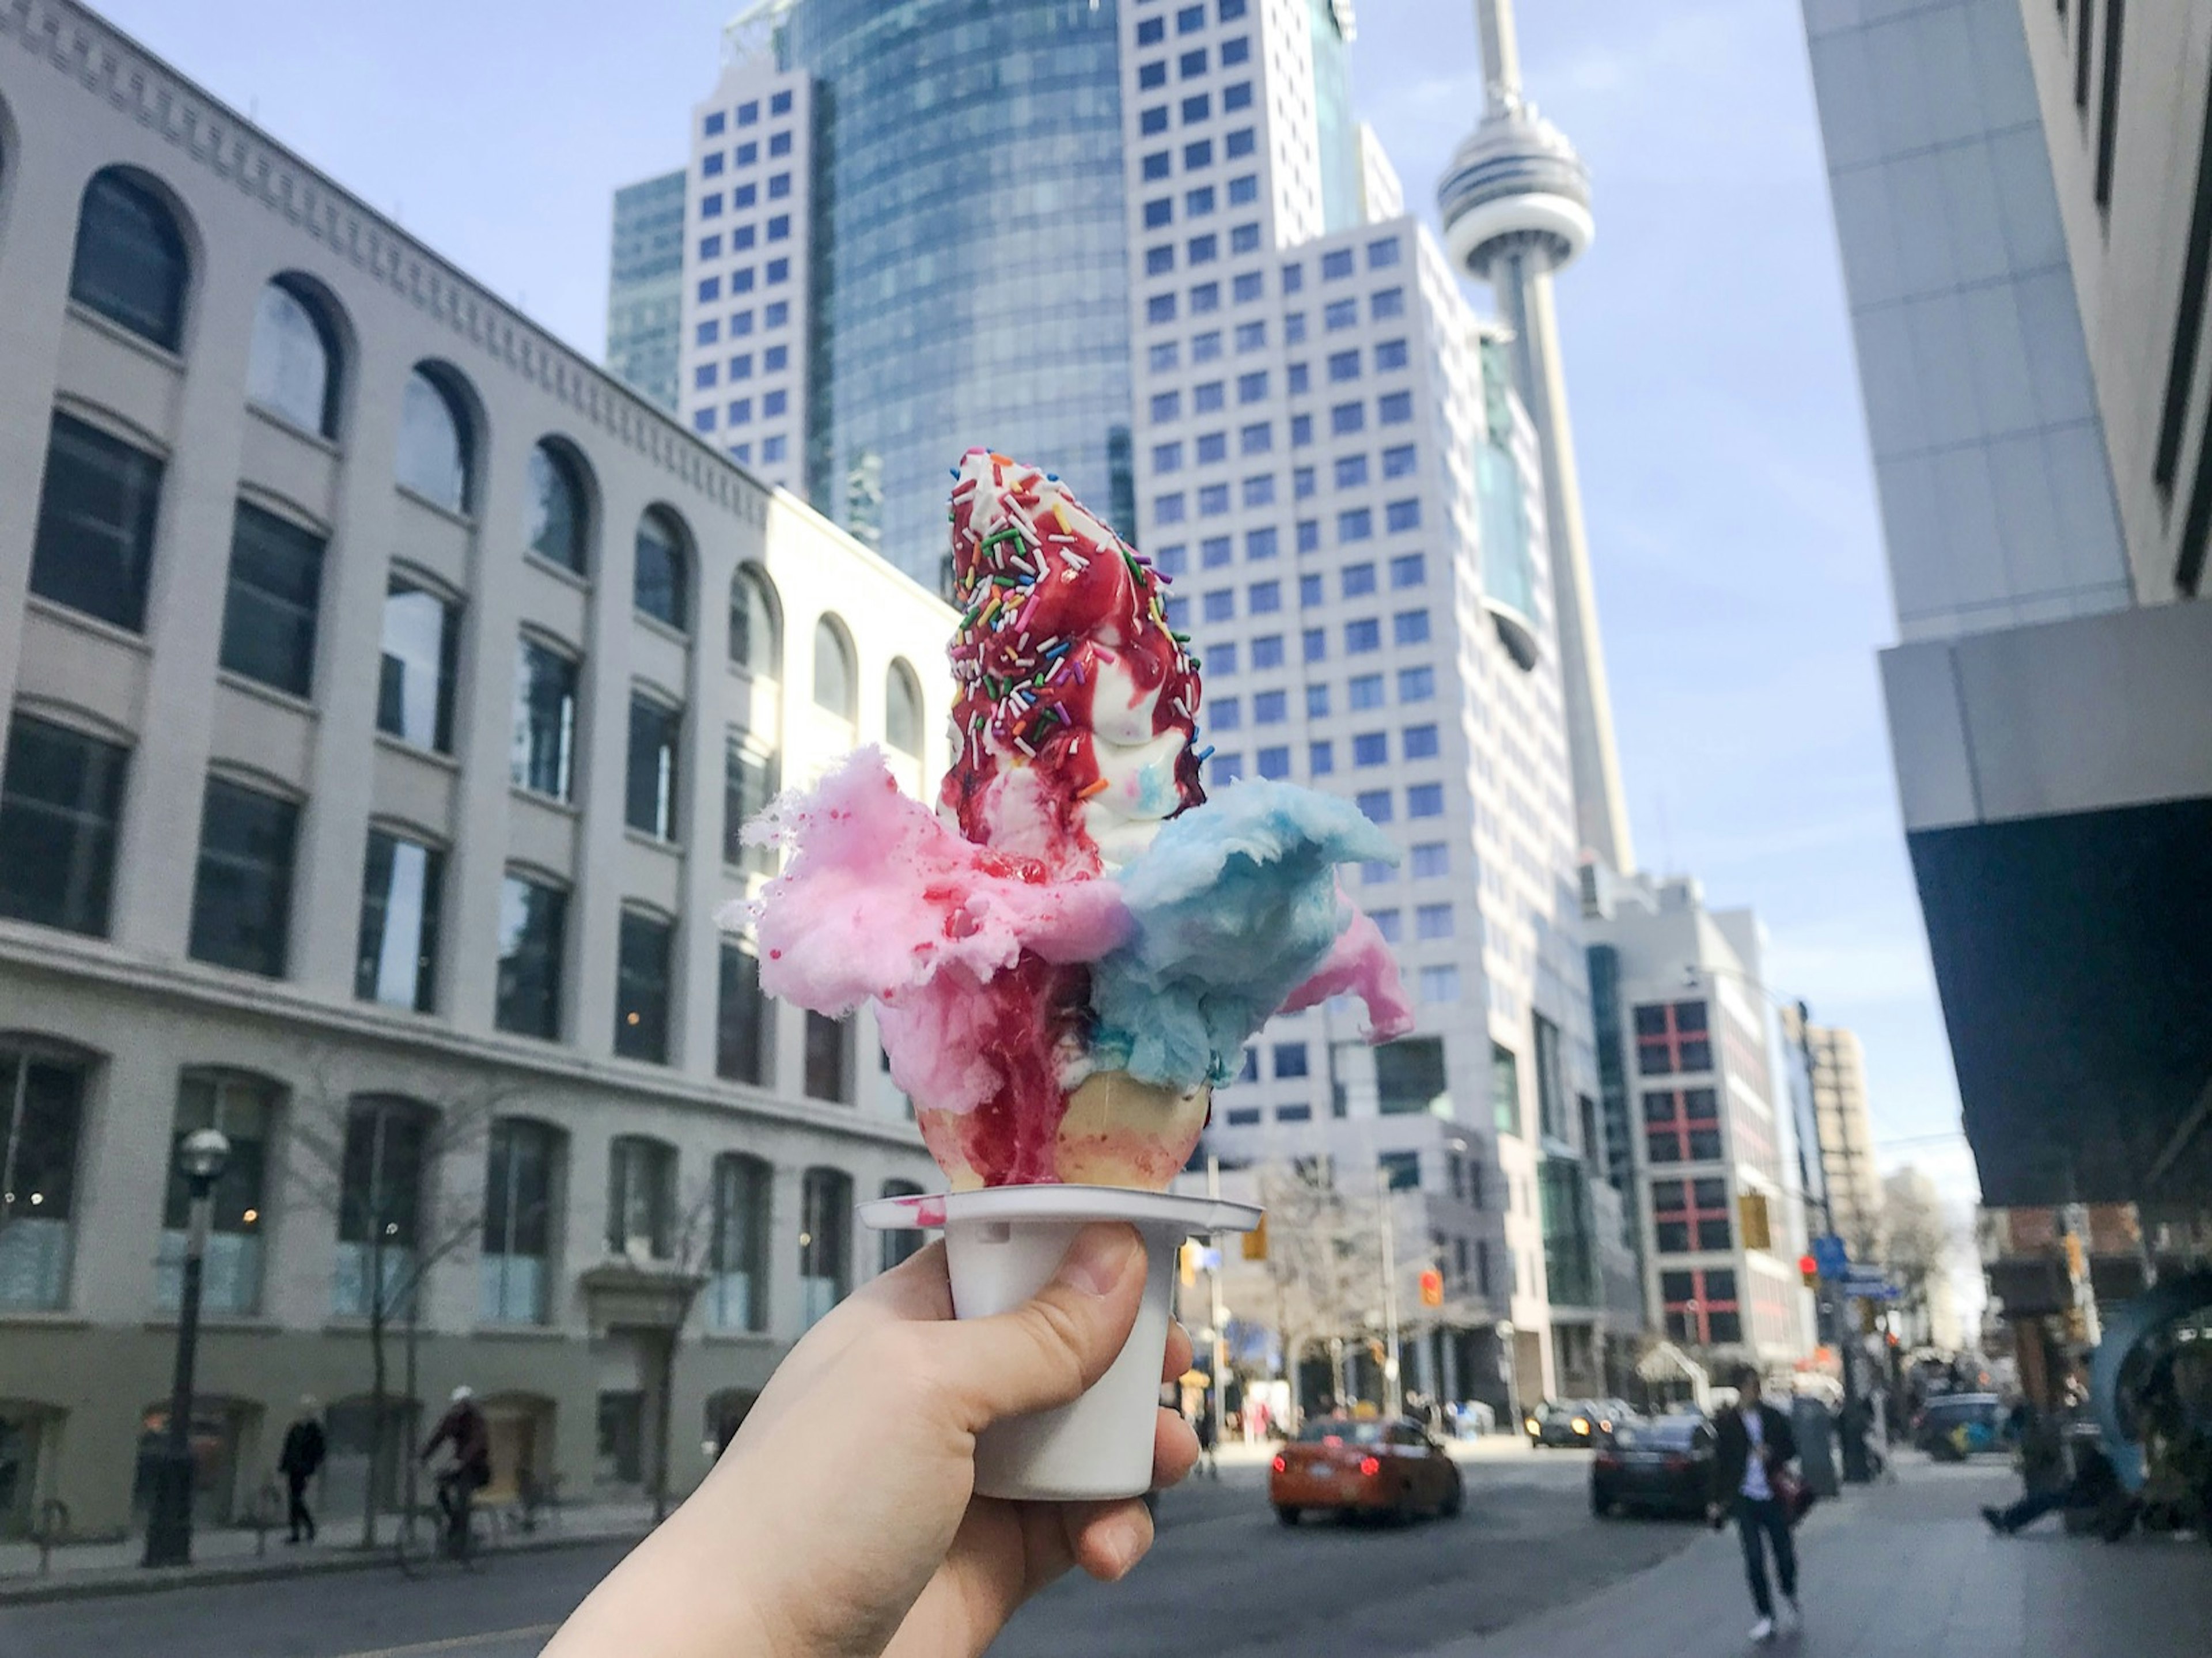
(1073, 1500), (1154, 1582)
(1153, 1406), (1200, 1490)
(1161, 1320), (1194, 1383)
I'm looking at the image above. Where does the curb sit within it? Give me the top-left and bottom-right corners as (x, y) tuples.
(0, 1525), (647, 1607)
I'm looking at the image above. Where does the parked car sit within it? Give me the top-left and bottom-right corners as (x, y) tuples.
(1270, 1417), (1464, 1525)
(1591, 1414), (1717, 1517)
(1913, 1392), (2010, 1460)
(1525, 1399), (1630, 1448)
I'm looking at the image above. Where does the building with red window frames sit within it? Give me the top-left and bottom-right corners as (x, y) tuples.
(1584, 867), (1815, 1369)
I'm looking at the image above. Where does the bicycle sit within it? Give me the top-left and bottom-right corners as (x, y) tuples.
(394, 1471), (498, 1576)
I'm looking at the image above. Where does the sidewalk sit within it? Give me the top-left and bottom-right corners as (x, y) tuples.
(0, 1496), (656, 1605)
(1419, 1457), (2212, 1658)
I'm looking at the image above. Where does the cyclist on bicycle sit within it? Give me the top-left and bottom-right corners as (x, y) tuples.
(420, 1385), (492, 1555)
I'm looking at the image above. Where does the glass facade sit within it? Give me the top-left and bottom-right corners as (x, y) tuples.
(782, 0), (1135, 585)
(607, 171), (687, 412)
(1306, 0), (1362, 234)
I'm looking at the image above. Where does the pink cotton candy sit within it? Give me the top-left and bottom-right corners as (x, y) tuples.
(1280, 909), (1416, 1040)
(730, 749), (1131, 1116)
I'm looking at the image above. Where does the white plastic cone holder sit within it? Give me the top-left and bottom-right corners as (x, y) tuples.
(858, 1184), (1263, 1501)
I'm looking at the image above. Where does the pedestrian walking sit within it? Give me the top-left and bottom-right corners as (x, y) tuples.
(278, 1395), (327, 1544)
(1709, 1366), (1802, 1643)
(1195, 1392), (1219, 1479)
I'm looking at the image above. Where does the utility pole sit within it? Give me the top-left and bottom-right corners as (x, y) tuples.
(1377, 1163), (1403, 1419)
(1207, 1155), (1229, 1466)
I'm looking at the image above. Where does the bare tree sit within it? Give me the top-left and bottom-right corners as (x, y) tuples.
(1881, 1167), (1957, 1346)
(285, 1052), (509, 1547)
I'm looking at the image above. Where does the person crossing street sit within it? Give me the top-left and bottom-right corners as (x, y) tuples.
(278, 1396), (326, 1545)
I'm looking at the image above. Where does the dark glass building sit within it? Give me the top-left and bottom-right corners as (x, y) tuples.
(782, 0), (1135, 586)
(607, 171), (687, 412)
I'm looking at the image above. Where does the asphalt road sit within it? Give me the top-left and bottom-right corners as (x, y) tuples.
(0, 1450), (1700, 1658)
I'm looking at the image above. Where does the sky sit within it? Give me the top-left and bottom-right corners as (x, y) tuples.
(94, 0), (1981, 1274)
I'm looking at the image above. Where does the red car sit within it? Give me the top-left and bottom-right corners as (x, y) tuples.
(1270, 1416), (1464, 1525)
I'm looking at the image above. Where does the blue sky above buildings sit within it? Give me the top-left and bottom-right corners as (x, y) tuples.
(99, 0), (1974, 1208)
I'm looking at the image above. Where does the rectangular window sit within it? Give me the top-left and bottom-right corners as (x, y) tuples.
(1398, 665), (1435, 702)
(29, 414), (165, 633)
(1305, 684), (1331, 718)
(1155, 543), (1188, 576)
(805, 1012), (853, 1101)
(219, 502), (324, 697)
(496, 874), (567, 1039)
(1142, 105), (1169, 135)
(1211, 752), (1245, 783)
(765, 258), (789, 284)
(160, 1070), (273, 1316)
(1197, 430), (1228, 462)
(1229, 173), (1259, 205)
(696, 320), (720, 345)
(1145, 197), (1173, 228)
(1403, 723), (1440, 759)
(1237, 372), (1268, 404)
(1236, 323), (1267, 354)
(1149, 340), (1180, 372)
(703, 112), (725, 135)
(512, 639), (579, 801)
(1294, 464), (1316, 498)
(717, 940), (770, 1084)
(1385, 498), (1422, 532)
(1377, 1036), (1445, 1115)
(1367, 236), (1402, 268)
(1211, 695), (1243, 731)
(1151, 389), (1182, 421)
(1393, 608), (1431, 645)
(1223, 81), (1252, 111)
(1250, 634), (1284, 668)
(1407, 783), (1444, 817)
(1198, 483), (1230, 516)
(1207, 639), (1237, 673)
(1372, 287), (1406, 320)
(607, 1135), (676, 1258)
(355, 829), (443, 1012)
(1373, 909), (1402, 942)
(1195, 380), (1226, 411)
(1390, 551), (1426, 586)
(1256, 745), (1290, 781)
(1188, 233), (1218, 264)
(1155, 493), (1185, 525)
(1243, 475), (1275, 508)
(1201, 532), (1233, 565)
(1379, 391), (1414, 424)
(1350, 672), (1385, 708)
(626, 696), (683, 841)
(1299, 573), (1322, 605)
(1289, 364), (1311, 395)
(1355, 789), (1392, 823)
(1226, 127), (1255, 157)
(1335, 454), (1370, 489)
(1353, 731), (1388, 766)
(1182, 93), (1211, 122)
(1232, 224), (1259, 253)
(767, 213), (790, 241)
(189, 777), (298, 978)
(1139, 60), (1168, 90)
(1322, 249), (1354, 280)
(1233, 271), (1262, 302)
(1240, 421), (1272, 455)
(0, 714), (128, 937)
(1375, 339), (1410, 371)
(768, 131), (792, 156)
(1419, 965), (1460, 1004)
(1142, 149), (1171, 179)
(1203, 588), (1236, 623)
(1221, 35), (1249, 64)
(1492, 1043), (1521, 1135)
(770, 89), (793, 115)
(1328, 349), (1361, 382)
(1309, 739), (1334, 774)
(378, 581), (459, 754)
(724, 740), (780, 874)
(763, 389), (787, 417)
(616, 910), (674, 1063)
(1302, 624), (1326, 660)
(1291, 415), (1314, 447)
(699, 194), (723, 219)
(1411, 842), (1448, 877)
(737, 100), (759, 125)
(1416, 903), (1452, 940)
(1152, 441), (1183, 473)
(1254, 689), (1288, 724)
(695, 364), (719, 391)
(1146, 245), (1175, 275)
(1248, 577), (1281, 612)
(1338, 508), (1373, 542)
(1186, 183), (1216, 214)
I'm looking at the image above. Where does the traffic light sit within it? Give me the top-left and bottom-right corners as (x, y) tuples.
(1418, 1268), (1444, 1307)
(1179, 1241), (1200, 1286)
(1798, 1252), (1819, 1288)
(1242, 1214), (1269, 1260)
(1738, 1193), (1773, 1252)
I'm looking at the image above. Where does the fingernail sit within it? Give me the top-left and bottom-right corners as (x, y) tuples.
(1056, 1224), (1139, 1297)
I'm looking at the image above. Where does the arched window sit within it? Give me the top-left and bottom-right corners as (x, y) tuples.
(69, 169), (188, 350)
(481, 1117), (563, 1324)
(331, 1094), (432, 1318)
(525, 441), (589, 575)
(395, 366), (471, 513)
(161, 1069), (278, 1316)
(607, 1134), (677, 1259)
(246, 278), (339, 437)
(812, 617), (855, 720)
(885, 661), (923, 756)
(0, 1038), (94, 1312)
(634, 509), (689, 631)
(799, 1167), (853, 1327)
(709, 1153), (772, 1332)
(728, 566), (781, 675)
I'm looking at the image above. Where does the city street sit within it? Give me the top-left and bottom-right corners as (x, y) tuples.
(0, 1449), (1697, 1658)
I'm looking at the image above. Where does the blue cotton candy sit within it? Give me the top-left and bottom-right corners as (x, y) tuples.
(1086, 780), (1401, 1091)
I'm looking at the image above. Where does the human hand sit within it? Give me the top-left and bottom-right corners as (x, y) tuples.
(543, 1224), (1198, 1658)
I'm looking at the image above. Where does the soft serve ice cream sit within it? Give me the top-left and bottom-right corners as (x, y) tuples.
(735, 450), (1411, 1191)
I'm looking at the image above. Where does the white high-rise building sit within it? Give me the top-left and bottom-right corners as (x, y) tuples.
(1111, 0), (1623, 1407)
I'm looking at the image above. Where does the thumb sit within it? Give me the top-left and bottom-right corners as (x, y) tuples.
(933, 1223), (1149, 1428)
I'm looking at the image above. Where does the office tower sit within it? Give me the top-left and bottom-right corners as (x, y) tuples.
(607, 169), (687, 411)
(1437, 0), (1634, 873)
(1803, 1), (2212, 1213)
(0, 0), (948, 1540)
(1782, 1009), (1883, 1263)
(1585, 872), (1815, 1369)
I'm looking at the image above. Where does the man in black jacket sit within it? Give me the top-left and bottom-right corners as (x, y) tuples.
(1708, 1367), (1801, 1642)
(278, 1396), (327, 1544)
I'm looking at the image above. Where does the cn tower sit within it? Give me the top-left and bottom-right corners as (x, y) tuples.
(1438, 0), (1635, 875)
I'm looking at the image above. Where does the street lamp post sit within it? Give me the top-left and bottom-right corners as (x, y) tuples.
(143, 1127), (229, 1569)
(1376, 1164), (1403, 1419)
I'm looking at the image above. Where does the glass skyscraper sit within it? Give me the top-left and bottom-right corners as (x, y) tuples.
(606, 171), (686, 412)
(780, 0), (1135, 584)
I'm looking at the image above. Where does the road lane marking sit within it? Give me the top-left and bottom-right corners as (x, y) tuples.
(330, 1623), (561, 1658)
